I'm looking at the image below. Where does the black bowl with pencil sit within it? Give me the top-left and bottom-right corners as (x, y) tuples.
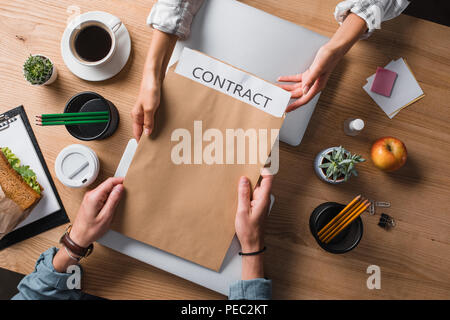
(310, 195), (368, 254)
(36, 91), (119, 141)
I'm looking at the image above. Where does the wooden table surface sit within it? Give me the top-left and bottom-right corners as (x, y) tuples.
(1, 0), (449, 300)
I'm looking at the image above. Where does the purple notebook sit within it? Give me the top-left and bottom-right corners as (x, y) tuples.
(371, 67), (398, 97)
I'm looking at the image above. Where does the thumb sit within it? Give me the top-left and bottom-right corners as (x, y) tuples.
(302, 66), (321, 96)
(143, 109), (155, 137)
(237, 176), (251, 214)
(99, 184), (124, 220)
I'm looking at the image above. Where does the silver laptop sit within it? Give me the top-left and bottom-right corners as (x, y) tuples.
(169, 0), (329, 146)
(99, 0), (329, 296)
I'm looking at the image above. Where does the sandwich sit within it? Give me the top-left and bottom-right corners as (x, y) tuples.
(0, 147), (41, 212)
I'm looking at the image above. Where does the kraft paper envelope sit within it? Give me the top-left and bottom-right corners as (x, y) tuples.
(112, 48), (290, 271)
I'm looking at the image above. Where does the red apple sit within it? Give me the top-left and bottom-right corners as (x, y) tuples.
(371, 137), (407, 172)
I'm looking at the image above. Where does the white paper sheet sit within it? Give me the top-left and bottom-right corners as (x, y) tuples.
(0, 115), (61, 229)
(365, 60), (399, 117)
(175, 48), (291, 118)
(364, 58), (424, 118)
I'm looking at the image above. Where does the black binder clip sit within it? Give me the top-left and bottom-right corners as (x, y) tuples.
(378, 213), (396, 230)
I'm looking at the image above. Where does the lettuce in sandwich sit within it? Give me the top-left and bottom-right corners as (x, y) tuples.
(1, 147), (41, 195)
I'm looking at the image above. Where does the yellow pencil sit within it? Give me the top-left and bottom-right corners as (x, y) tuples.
(324, 201), (370, 244)
(320, 199), (367, 241)
(318, 195), (361, 237)
(320, 200), (370, 242)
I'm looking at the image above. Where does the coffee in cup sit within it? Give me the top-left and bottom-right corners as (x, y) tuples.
(69, 18), (122, 66)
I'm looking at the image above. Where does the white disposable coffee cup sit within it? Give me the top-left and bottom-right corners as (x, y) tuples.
(55, 144), (100, 188)
(69, 17), (122, 67)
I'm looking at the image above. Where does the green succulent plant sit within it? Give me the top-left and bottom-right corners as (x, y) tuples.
(319, 146), (365, 182)
(23, 55), (53, 85)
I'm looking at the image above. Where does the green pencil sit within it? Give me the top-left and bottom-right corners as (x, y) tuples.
(40, 116), (109, 122)
(39, 111), (109, 119)
(36, 119), (109, 126)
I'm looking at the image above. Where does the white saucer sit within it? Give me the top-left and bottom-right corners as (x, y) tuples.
(61, 11), (131, 81)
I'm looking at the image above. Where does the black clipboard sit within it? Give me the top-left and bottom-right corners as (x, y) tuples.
(0, 106), (69, 250)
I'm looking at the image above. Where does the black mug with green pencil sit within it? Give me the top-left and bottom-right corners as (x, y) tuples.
(37, 91), (119, 141)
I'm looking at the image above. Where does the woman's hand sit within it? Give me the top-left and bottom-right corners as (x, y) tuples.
(278, 13), (367, 113)
(278, 44), (343, 112)
(131, 75), (161, 140)
(131, 29), (177, 141)
(70, 177), (125, 248)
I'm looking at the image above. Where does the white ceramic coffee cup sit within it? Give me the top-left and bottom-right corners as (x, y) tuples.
(69, 17), (122, 67)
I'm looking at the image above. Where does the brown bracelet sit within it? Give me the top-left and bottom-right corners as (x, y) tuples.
(59, 225), (94, 259)
(239, 246), (266, 256)
(64, 246), (81, 262)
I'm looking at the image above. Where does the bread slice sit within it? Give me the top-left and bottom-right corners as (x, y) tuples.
(0, 152), (41, 211)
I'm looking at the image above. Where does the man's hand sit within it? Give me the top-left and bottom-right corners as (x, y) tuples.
(70, 177), (125, 248)
(235, 174), (273, 253)
(235, 173), (273, 280)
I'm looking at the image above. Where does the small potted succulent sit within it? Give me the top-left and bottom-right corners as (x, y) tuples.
(314, 146), (365, 184)
(23, 54), (58, 85)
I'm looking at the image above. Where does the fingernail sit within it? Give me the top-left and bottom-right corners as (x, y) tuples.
(144, 128), (151, 136)
(303, 85), (309, 95)
(114, 184), (124, 192)
(240, 177), (248, 184)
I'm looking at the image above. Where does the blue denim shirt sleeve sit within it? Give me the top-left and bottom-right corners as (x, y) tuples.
(12, 247), (272, 300)
(228, 278), (272, 300)
(12, 247), (83, 300)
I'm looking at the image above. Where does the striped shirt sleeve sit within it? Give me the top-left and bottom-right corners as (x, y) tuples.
(147, 0), (205, 40)
(334, 0), (410, 38)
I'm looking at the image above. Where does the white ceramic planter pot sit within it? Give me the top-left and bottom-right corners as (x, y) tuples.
(43, 64), (58, 85)
(26, 54), (58, 86)
(314, 147), (345, 184)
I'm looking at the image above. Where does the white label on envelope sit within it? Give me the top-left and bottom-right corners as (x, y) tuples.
(175, 48), (290, 118)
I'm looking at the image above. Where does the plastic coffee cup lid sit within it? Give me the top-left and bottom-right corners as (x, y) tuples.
(55, 144), (99, 188)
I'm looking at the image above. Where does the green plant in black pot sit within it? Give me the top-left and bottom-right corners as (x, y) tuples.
(23, 55), (57, 85)
(314, 146), (365, 184)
